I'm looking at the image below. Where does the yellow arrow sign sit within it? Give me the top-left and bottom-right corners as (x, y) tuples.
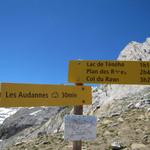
(68, 60), (150, 85)
(0, 83), (92, 107)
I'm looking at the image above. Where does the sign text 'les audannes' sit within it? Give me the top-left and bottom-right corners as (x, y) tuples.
(0, 83), (92, 107)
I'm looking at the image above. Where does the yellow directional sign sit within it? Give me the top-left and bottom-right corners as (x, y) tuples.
(68, 60), (150, 85)
(0, 83), (92, 107)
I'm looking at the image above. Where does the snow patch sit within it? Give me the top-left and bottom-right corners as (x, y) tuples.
(30, 110), (42, 116)
(0, 108), (19, 124)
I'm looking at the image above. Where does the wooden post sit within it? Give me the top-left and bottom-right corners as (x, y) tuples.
(73, 83), (83, 150)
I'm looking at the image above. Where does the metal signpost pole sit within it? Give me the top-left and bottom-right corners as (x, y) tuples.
(73, 83), (83, 150)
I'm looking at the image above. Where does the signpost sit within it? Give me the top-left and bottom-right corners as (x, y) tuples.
(68, 60), (150, 85)
(64, 115), (96, 141)
(73, 83), (84, 150)
(0, 83), (92, 107)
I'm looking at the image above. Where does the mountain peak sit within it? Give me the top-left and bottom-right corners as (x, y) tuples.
(118, 37), (150, 61)
(146, 37), (150, 45)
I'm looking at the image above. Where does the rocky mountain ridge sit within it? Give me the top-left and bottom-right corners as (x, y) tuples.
(85, 37), (150, 116)
(0, 38), (150, 150)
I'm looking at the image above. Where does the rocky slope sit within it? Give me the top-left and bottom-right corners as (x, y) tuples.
(5, 104), (150, 150)
(0, 106), (72, 149)
(0, 38), (150, 150)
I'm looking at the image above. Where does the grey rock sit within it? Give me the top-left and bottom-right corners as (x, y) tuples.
(131, 143), (146, 150)
(111, 112), (121, 117)
(111, 141), (123, 150)
(135, 102), (143, 109)
(128, 103), (135, 109)
(147, 108), (150, 112)
(144, 99), (150, 104)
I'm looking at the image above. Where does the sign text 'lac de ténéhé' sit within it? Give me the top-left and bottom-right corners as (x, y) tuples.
(68, 60), (150, 85)
(0, 83), (92, 107)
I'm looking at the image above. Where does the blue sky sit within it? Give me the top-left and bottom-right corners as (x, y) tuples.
(0, 0), (150, 85)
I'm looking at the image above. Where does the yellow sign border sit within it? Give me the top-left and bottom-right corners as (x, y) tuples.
(68, 60), (150, 85)
(0, 83), (92, 107)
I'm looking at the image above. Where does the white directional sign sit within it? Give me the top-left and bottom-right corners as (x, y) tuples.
(64, 115), (96, 141)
